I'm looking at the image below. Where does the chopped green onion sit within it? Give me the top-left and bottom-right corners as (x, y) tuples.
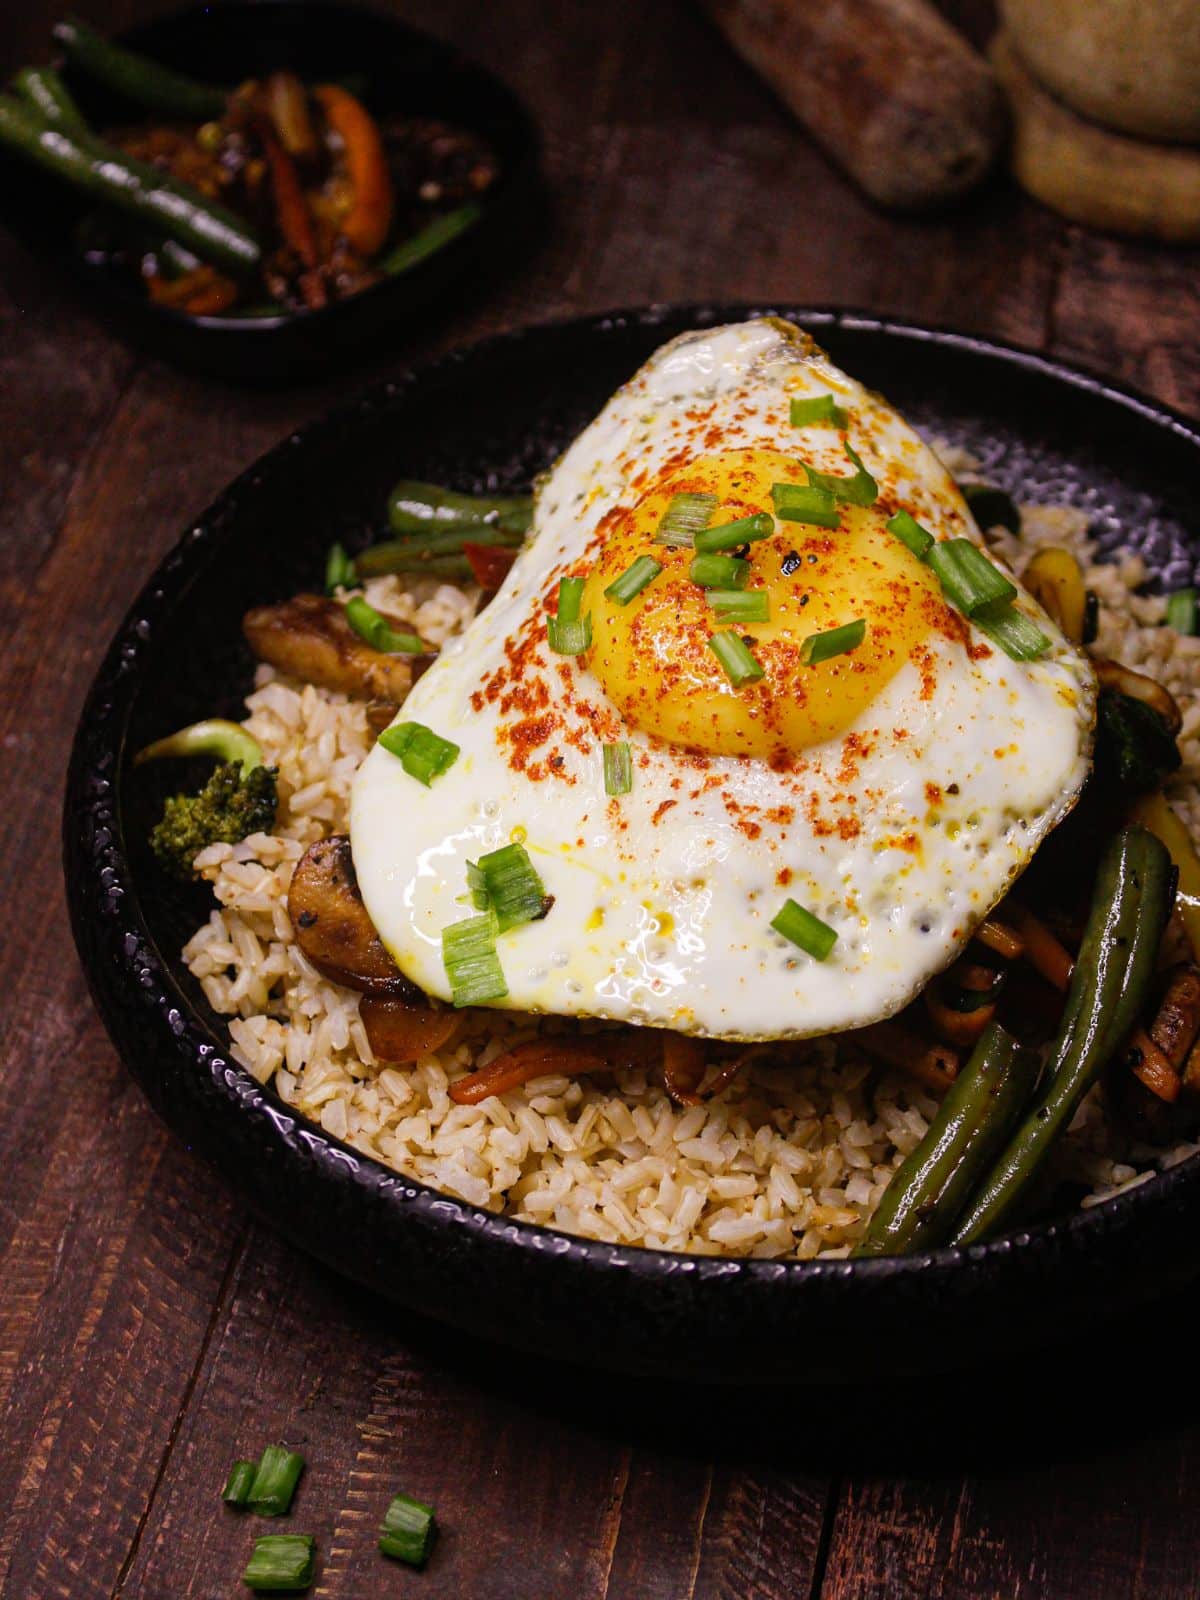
(885, 509), (934, 559)
(379, 1493), (437, 1569)
(603, 741), (633, 796)
(689, 553), (750, 589)
(654, 491), (717, 547)
(925, 538), (1017, 619)
(466, 842), (550, 932)
(707, 588), (769, 623)
(975, 604), (1052, 662)
(324, 541), (356, 595)
(443, 912), (508, 1006)
(962, 483), (1020, 536)
(708, 630), (765, 687)
(344, 595), (425, 654)
(556, 575), (585, 624)
(800, 618), (866, 665)
(790, 393), (849, 429)
(771, 899), (837, 961)
(771, 483), (839, 528)
(377, 721), (460, 786)
(223, 1460), (256, 1509)
(693, 512), (774, 554)
(242, 1534), (316, 1592)
(803, 443), (878, 507)
(1168, 588), (1197, 635)
(547, 613), (592, 654)
(605, 555), (662, 605)
(247, 1447), (305, 1517)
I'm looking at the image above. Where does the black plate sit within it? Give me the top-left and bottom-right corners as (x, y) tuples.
(5, 0), (540, 380)
(64, 306), (1200, 1382)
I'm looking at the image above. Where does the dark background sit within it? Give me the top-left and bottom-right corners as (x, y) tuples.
(3, 2), (1200, 1596)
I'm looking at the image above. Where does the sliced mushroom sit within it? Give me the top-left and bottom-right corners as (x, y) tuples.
(287, 834), (420, 999)
(360, 995), (467, 1062)
(365, 698), (400, 738)
(243, 593), (425, 702)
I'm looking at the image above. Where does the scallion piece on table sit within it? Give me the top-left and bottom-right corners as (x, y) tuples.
(377, 721), (460, 786)
(1167, 587), (1197, 635)
(546, 613), (592, 655)
(242, 1534), (317, 1592)
(803, 443), (878, 506)
(653, 491), (718, 547)
(324, 541), (356, 595)
(975, 604), (1052, 662)
(344, 595), (425, 654)
(707, 588), (768, 623)
(800, 618), (866, 665)
(925, 538), (1017, 618)
(379, 1492), (438, 1569)
(223, 1460), (256, 1509)
(771, 898), (838, 961)
(790, 392), (849, 429)
(708, 630), (764, 687)
(771, 483), (839, 528)
(443, 912), (508, 1006)
(603, 741), (633, 796)
(693, 511), (773, 554)
(247, 1447), (305, 1517)
(689, 553), (750, 589)
(885, 510), (934, 559)
(604, 554), (662, 605)
(466, 842), (550, 931)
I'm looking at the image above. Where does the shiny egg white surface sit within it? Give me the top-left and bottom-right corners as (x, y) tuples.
(351, 318), (1096, 1040)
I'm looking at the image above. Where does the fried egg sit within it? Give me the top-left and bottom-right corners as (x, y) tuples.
(350, 318), (1095, 1040)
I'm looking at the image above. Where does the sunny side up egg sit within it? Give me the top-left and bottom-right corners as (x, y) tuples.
(351, 318), (1096, 1041)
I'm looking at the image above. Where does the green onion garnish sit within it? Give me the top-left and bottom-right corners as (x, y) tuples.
(708, 630), (765, 687)
(926, 538), (1017, 619)
(1168, 587), (1197, 635)
(242, 1534), (316, 1592)
(689, 553), (750, 589)
(377, 720), (460, 786)
(605, 555), (662, 605)
(603, 741), (632, 795)
(223, 1460), (256, 1509)
(654, 491), (718, 547)
(344, 595), (425, 654)
(693, 511), (774, 554)
(324, 541), (356, 595)
(466, 842), (550, 932)
(379, 1493), (438, 1569)
(707, 588), (768, 623)
(803, 442), (878, 507)
(556, 575), (585, 624)
(547, 613), (592, 655)
(975, 604), (1052, 662)
(885, 510), (934, 559)
(962, 483), (1020, 536)
(247, 1447), (305, 1517)
(800, 618), (866, 665)
(771, 898), (838, 961)
(790, 393), (849, 429)
(771, 483), (839, 528)
(443, 912), (508, 1006)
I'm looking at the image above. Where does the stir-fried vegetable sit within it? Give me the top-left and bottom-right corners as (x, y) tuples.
(136, 719), (277, 877)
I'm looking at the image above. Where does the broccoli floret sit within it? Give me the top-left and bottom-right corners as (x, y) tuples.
(150, 761), (278, 878)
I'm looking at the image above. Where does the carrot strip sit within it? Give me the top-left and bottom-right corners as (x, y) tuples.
(449, 1032), (658, 1106)
(854, 1020), (959, 1093)
(1129, 1027), (1182, 1103)
(1004, 901), (1074, 992)
(313, 83), (393, 256)
(976, 918), (1023, 961)
(257, 114), (326, 305)
(662, 1034), (706, 1105)
(924, 986), (995, 1048)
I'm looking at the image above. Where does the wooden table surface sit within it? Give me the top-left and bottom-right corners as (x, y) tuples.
(4, 2), (1200, 1596)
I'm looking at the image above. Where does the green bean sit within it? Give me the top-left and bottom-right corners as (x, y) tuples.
(388, 479), (532, 537)
(0, 95), (260, 275)
(377, 203), (481, 276)
(358, 523), (527, 582)
(950, 826), (1173, 1246)
(11, 65), (86, 131)
(53, 17), (227, 121)
(854, 1023), (1039, 1257)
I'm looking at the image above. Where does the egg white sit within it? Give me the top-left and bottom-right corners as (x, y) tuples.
(350, 319), (1095, 1040)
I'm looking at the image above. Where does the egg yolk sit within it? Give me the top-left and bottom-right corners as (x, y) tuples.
(581, 448), (950, 760)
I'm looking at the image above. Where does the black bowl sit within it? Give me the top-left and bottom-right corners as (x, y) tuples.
(64, 305), (1200, 1382)
(4, 0), (541, 379)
